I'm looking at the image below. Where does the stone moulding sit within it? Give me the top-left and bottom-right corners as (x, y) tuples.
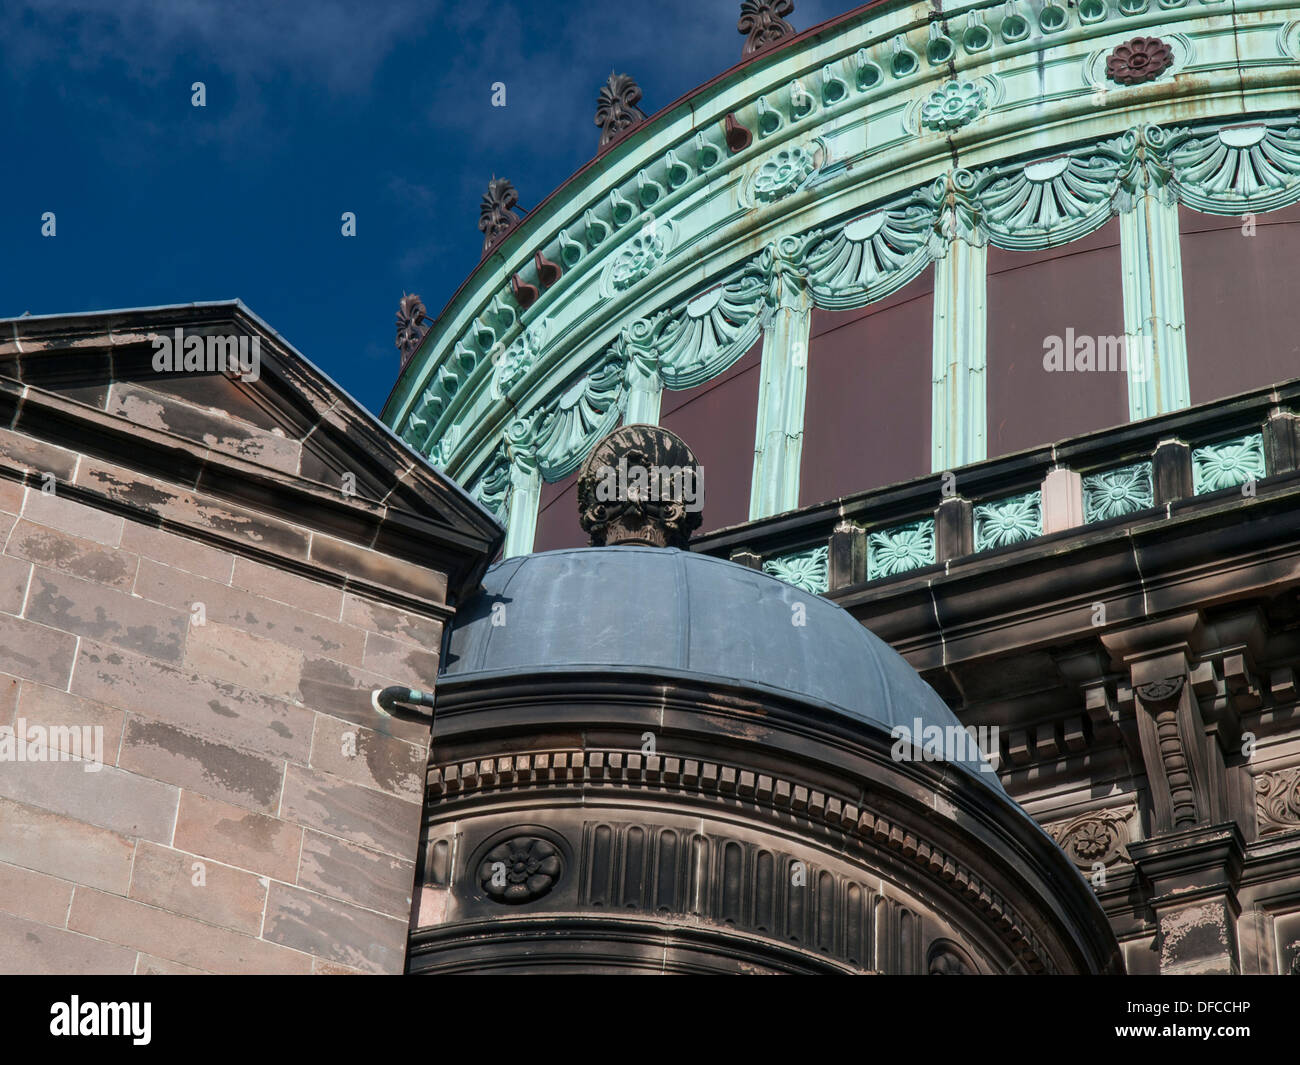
(423, 744), (1060, 973)
(386, 0), (1300, 504)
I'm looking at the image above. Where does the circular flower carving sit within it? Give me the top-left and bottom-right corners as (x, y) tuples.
(479, 837), (562, 903)
(1106, 37), (1173, 86)
(1071, 822), (1112, 861)
(610, 233), (665, 290)
(920, 80), (985, 132)
(753, 147), (815, 203)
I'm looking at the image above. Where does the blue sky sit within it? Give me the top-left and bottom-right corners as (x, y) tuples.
(1, 0), (848, 416)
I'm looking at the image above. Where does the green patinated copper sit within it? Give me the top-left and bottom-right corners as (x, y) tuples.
(382, 0), (1300, 556)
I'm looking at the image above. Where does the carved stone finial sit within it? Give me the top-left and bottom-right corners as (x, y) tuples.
(738, 0), (796, 59)
(395, 293), (430, 369)
(479, 176), (523, 257)
(595, 73), (647, 151)
(577, 424), (704, 549)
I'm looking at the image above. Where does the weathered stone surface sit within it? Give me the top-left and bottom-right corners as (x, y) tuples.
(297, 655), (429, 744)
(279, 764), (422, 859)
(298, 830), (415, 918)
(119, 520), (234, 582)
(0, 428), (79, 484)
(129, 841), (268, 936)
(22, 487), (123, 546)
(362, 632), (439, 690)
(172, 791), (302, 884)
(342, 594), (442, 648)
(309, 533), (448, 604)
(15, 682), (124, 763)
(117, 715), (285, 814)
(0, 553), (31, 615)
(132, 558), (364, 662)
(231, 556), (342, 619)
(135, 953), (210, 975)
(0, 672), (19, 722)
(0, 910), (136, 975)
(184, 620), (305, 701)
(0, 611), (79, 688)
(68, 888), (314, 975)
(26, 567), (188, 663)
(0, 757), (177, 842)
(309, 714), (425, 801)
(7, 519), (138, 590)
(0, 859), (75, 926)
(76, 457), (311, 559)
(0, 798), (135, 894)
(107, 382), (303, 476)
(72, 640), (313, 762)
(0, 477), (25, 515)
(262, 881), (408, 974)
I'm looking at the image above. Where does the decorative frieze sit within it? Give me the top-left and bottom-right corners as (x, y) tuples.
(1106, 36), (1175, 85)
(973, 491), (1042, 552)
(762, 545), (829, 593)
(866, 518), (936, 580)
(920, 80), (986, 132)
(1082, 461), (1154, 523)
(1045, 805), (1139, 872)
(1255, 767), (1300, 835)
(1191, 433), (1266, 494)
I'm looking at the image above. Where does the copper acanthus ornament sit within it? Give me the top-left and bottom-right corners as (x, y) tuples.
(478, 176), (523, 257)
(738, 0), (796, 59)
(395, 293), (429, 369)
(595, 73), (647, 150)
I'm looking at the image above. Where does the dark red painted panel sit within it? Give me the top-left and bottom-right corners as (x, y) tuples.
(1180, 202), (1300, 406)
(985, 219), (1128, 457)
(532, 471), (583, 553)
(660, 340), (762, 534)
(800, 268), (934, 505)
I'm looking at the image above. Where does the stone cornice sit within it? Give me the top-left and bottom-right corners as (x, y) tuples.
(428, 670), (1122, 974)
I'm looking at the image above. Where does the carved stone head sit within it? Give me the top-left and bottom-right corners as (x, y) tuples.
(577, 424), (704, 549)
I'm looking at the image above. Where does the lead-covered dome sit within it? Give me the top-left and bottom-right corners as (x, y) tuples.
(443, 545), (998, 783)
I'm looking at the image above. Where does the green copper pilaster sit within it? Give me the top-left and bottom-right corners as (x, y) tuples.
(1120, 133), (1190, 421)
(749, 283), (811, 519)
(502, 433), (540, 559)
(931, 231), (987, 472)
(624, 353), (663, 425)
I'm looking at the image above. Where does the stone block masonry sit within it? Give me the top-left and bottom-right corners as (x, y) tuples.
(0, 303), (501, 974)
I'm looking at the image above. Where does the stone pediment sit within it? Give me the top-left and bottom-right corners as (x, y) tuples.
(0, 301), (502, 603)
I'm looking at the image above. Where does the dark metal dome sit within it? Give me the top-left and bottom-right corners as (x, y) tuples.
(443, 546), (1000, 785)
